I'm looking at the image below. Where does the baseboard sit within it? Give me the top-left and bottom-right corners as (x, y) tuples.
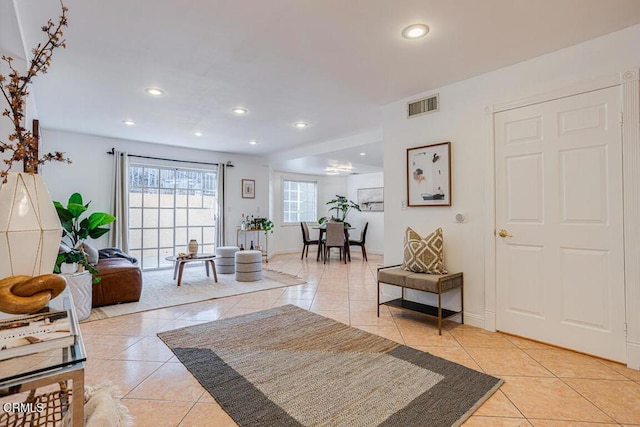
(484, 310), (496, 332)
(463, 312), (485, 329)
(627, 341), (640, 370)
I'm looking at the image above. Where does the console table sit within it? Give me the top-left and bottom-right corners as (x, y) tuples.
(236, 228), (269, 262)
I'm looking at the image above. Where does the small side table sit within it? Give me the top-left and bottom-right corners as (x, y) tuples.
(62, 271), (92, 321)
(165, 253), (217, 286)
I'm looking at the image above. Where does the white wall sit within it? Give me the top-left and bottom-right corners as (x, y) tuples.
(347, 172), (384, 255)
(40, 129), (270, 249)
(382, 24), (640, 327)
(271, 171), (348, 255)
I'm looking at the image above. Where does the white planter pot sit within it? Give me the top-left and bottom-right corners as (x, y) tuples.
(63, 271), (92, 321)
(0, 172), (62, 277)
(59, 262), (78, 274)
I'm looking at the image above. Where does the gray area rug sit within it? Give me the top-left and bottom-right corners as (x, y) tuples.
(158, 305), (503, 427)
(85, 268), (305, 322)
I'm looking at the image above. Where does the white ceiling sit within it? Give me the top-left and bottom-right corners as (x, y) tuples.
(10, 0), (640, 175)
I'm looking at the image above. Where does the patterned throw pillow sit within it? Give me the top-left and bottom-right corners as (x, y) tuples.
(401, 227), (447, 274)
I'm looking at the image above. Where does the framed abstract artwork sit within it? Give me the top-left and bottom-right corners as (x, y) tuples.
(406, 142), (451, 207)
(242, 179), (255, 199)
(357, 187), (384, 212)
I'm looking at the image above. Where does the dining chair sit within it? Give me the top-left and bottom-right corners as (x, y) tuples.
(300, 222), (320, 260)
(348, 221), (369, 261)
(324, 222), (347, 264)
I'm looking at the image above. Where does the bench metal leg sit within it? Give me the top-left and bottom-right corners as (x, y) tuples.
(377, 281), (380, 317)
(438, 287), (443, 335)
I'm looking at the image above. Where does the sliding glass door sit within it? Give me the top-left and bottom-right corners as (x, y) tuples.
(128, 164), (217, 270)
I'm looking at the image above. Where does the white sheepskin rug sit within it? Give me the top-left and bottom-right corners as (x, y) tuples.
(63, 382), (133, 427)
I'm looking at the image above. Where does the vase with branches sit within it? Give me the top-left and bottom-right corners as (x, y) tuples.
(0, 1), (71, 281)
(0, 0), (70, 183)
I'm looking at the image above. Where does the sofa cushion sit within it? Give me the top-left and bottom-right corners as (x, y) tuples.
(401, 227), (447, 274)
(377, 267), (413, 287)
(79, 241), (99, 265)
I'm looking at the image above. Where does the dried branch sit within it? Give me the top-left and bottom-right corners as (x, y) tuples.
(0, 0), (71, 183)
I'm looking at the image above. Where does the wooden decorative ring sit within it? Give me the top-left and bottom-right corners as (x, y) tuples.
(0, 274), (67, 315)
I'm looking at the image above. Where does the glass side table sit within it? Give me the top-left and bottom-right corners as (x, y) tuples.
(0, 287), (86, 426)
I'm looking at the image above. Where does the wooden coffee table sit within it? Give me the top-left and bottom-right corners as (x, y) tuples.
(165, 253), (217, 286)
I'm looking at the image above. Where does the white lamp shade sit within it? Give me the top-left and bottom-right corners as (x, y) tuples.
(0, 173), (62, 277)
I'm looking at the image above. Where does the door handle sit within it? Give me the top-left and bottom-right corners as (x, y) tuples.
(498, 229), (513, 238)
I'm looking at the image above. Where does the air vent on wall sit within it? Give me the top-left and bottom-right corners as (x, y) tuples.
(407, 94), (439, 118)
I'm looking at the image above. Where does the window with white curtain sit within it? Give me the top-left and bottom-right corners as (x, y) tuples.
(282, 179), (317, 224)
(128, 164), (217, 270)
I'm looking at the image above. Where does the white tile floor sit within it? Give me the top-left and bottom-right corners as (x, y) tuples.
(78, 253), (640, 426)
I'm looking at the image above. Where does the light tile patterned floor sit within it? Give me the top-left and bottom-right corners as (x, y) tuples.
(80, 253), (640, 426)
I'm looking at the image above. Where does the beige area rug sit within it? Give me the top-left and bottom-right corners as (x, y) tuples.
(84, 268), (305, 322)
(159, 305), (504, 427)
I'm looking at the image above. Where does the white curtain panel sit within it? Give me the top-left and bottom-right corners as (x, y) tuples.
(215, 163), (226, 246)
(110, 150), (129, 252)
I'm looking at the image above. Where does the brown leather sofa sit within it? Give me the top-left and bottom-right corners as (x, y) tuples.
(92, 258), (143, 308)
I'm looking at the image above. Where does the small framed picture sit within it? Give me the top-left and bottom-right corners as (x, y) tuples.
(407, 142), (451, 207)
(242, 179), (255, 199)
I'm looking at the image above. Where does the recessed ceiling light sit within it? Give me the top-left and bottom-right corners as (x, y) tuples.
(232, 107), (248, 115)
(194, 131), (203, 137)
(294, 121), (309, 129)
(360, 152), (366, 156)
(123, 120), (135, 126)
(401, 23), (429, 39)
(145, 87), (165, 96)
(249, 140), (258, 145)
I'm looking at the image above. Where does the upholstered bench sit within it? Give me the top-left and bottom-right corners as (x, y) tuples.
(235, 250), (263, 282)
(215, 246), (240, 274)
(377, 265), (463, 335)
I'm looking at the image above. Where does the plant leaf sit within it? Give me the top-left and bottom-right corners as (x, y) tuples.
(87, 212), (115, 229)
(54, 203), (74, 223)
(88, 227), (110, 239)
(66, 202), (87, 218)
(68, 193), (83, 206)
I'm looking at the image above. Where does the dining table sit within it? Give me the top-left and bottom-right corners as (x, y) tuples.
(313, 223), (354, 262)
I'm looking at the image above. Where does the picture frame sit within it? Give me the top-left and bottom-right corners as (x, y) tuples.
(242, 179), (255, 199)
(357, 187), (384, 212)
(406, 142), (451, 207)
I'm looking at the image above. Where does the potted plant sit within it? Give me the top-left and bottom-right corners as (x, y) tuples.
(318, 195), (361, 228)
(53, 193), (115, 284)
(257, 217), (274, 233)
(53, 193), (116, 247)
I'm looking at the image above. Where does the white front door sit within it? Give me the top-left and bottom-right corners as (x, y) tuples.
(494, 86), (626, 362)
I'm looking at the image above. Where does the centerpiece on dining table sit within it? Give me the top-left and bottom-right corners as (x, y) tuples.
(317, 195), (361, 228)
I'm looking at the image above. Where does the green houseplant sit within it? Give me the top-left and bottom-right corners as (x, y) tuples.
(53, 193), (116, 247)
(318, 195), (361, 228)
(53, 193), (115, 283)
(256, 217), (274, 233)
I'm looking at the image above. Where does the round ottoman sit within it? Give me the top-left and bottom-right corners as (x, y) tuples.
(215, 246), (240, 274)
(235, 250), (263, 282)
